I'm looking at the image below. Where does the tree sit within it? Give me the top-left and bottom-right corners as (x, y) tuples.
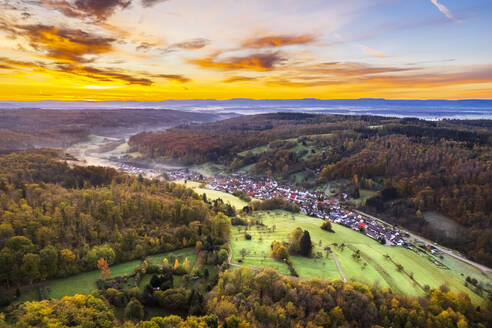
(86, 245), (115, 269)
(271, 241), (289, 261)
(321, 220), (333, 232)
(97, 257), (111, 280)
(40, 245), (58, 279)
(125, 297), (144, 321)
(209, 213), (231, 245)
(289, 227), (304, 254)
(300, 231), (312, 257)
(218, 249), (229, 264)
(0, 223), (14, 247)
(21, 253), (41, 285)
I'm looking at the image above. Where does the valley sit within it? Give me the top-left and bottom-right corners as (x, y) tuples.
(55, 113), (492, 306)
(1, 111), (491, 328)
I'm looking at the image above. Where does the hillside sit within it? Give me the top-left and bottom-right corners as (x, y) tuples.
(129, 113), (492, 267)
(0, 149), (491, 328)
(0, 108), (220, 151)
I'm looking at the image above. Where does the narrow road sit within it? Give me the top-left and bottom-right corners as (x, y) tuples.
(354, 209), (492, 275)
(227, 245), (240, 267)
(332, 253), (347, 282)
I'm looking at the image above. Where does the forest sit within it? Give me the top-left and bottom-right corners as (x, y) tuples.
(0, 150), (230, 288)
(129, 114), (492, 267)
(0, 108), (218, 151)
(2, 266), (492, 328)
(0, 149), (491, 327)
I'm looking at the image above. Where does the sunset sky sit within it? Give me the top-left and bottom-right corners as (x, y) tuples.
(0, 0), (491, 100)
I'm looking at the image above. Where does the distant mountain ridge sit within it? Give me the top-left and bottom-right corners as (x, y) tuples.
(1, 98), (492, 119)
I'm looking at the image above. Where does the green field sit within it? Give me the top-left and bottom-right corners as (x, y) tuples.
(237, 145), (269, 156)
(347, 189), (379, 207)
(15, 248), (196, 304)
(423, 211), (463, 238)
(231, 210), (491, 303)
(178, 180), (249, 209)
(189, 163), (227, 177)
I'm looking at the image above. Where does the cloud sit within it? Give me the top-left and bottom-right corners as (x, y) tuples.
(171, 38), (209, 50)
(242, 34), (317, 48)
(429, 0), (459, 22)
(141, 0), (169, 8)
(360, 45), (386, 59)
(136, 41), (163, 52)
(40, 0), (131, 21)
(0, 57), (154, 86)
(223, 76), (258, 83)
(189, 52), (284, 71)
(18, 24), (115, 62)
(151, 74), (191, 83)
(266, 63), (492, 89)
(160, 38), (210, 53)
(306, 62), (413, 76)
(76, 65), (152, 84)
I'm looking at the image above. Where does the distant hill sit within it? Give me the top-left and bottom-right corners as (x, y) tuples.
(1, 98), (492, 119)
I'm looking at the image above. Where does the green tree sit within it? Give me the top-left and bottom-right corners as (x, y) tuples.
(209, 213), (231, 245)
(21, 253), (41, 285)
(86, 244), (115, 269)
(125, 297), (144, 321)
(40, 245), (58, 279)
(300, 230), (312, 257)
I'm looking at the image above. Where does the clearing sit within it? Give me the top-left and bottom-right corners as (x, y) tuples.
(15, 248), (196, 304)
(231, 209), (491, 303)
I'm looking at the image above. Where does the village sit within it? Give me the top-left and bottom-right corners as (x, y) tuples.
(166, 169), (410, 248)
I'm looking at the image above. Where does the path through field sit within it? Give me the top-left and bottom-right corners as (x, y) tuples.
(332, 253), (346, 282)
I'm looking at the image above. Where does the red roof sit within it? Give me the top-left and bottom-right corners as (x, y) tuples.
(358, 222), (367, 228)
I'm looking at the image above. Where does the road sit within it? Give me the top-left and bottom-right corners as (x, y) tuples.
(354, 210), (492, 275)
(332, 253), (347, 282)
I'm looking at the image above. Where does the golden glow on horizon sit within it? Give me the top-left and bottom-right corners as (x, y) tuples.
(0, 0), (490, 101)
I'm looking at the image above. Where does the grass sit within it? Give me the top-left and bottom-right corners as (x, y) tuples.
(231, 209), (491, 303)
(423, 211), (462, 238)
(190, 163), (226, 177)
(347, 189), (378, 207)
(237, 145), (269, 156)
(177, 180), (249, 209)
(14, 248), (196, 303)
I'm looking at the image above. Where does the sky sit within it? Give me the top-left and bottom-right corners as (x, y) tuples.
(0, 0), (491, 101)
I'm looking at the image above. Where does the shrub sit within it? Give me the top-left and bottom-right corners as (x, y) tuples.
(321, 220), (333, 232)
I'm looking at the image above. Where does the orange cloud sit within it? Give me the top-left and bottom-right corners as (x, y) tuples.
(16, 24), (115, 63)
(242, 34), (316, 48)
(0, 57), (153, 86)
(223, 76), (258, 83)
(189, 52), (284, 71)
(151, 74), (191, 83)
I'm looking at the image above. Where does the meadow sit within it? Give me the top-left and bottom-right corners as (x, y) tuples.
(178, 177), (491, 303)
(231, 210), (491, 304)
(177, 180), (249, 209)
(423, 211), (463, 238)
(15, 248), (196, 304)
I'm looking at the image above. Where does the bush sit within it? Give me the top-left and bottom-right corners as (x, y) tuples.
(218, 248), (229, 264)
(321, 220), (333, 232)
(124, 297), (144, 321)
(271, 241), (289, 261)
(153, 288), (192, 311)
